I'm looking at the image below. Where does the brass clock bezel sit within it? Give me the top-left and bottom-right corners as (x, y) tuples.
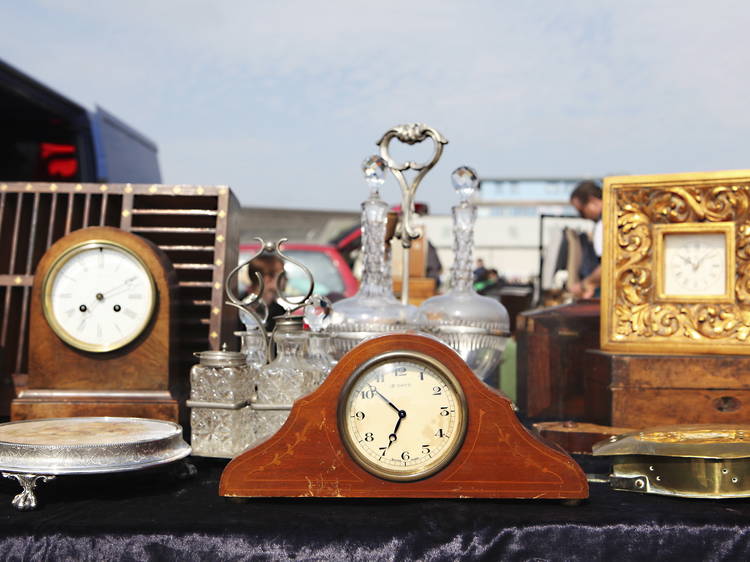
(41, 239), (157, 353)
(337, 350), (468, 482)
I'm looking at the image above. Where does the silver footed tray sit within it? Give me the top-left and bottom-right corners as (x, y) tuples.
(0, 417), (192, 510)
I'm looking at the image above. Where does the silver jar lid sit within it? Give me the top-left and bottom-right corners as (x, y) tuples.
(273, 315), (305, 333)
(193, 349), (246, 367)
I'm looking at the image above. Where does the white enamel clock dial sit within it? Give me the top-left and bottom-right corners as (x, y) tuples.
(663, 232), (727, 296)
(42, 241), (156, 352)
(339, 352), (467, 481)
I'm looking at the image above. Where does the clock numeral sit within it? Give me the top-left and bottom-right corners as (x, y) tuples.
(375, 372), (384, 383)
(435, 428), (446, 438)
(439, 406), (450, 416)
(128, 294), (143, 300)
(123, 309), (137, 319)
(393, 367), (407, 377)
(360, 387), (376, 400)
(419, 371), (425, 380)
(364, 432), (375, 442)
(57, 293), (72, 299)
(432, 386), (442, 396)
(421, 444), (431, 455)
(401, 451), (410, 461)
(352, 411), (365, 421)
(379, 446), (387, 458)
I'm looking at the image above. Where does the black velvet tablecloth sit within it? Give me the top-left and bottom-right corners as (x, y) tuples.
(0, 455), (749, 561)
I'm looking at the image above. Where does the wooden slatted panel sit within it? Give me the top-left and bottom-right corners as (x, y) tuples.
(0, 182), (239, 416)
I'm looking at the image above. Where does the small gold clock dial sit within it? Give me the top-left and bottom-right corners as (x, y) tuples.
(338, 351), (467, 482)
(42, 241), (157, 353)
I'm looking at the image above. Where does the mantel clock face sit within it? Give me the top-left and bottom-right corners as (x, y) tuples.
(338, 351), (467, 481)
(42, 241), (157, 353)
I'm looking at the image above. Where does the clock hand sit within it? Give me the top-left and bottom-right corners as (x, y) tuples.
(100, 276), (138, 299)
(383, 409), (407, 453)
(371, 386), (402, 415)
(78, 276), (139, 313)
(694, 250), (714, 269)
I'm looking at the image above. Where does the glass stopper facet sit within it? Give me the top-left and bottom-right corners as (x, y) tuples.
(362, 155), (387, 197)
(452, 166), (479, 203)
(304, 294), (333, 332)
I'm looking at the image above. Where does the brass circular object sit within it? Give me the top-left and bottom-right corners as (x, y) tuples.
(42, 239), (157, 353)
(338, 350), (467, 482)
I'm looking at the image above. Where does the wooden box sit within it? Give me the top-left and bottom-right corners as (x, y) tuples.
(586, 351), (750, 427)
(516, 300), (600, 419)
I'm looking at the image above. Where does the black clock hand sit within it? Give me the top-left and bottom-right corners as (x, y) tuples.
(371, 386), (401, 415)
(384, 409), (407, 453)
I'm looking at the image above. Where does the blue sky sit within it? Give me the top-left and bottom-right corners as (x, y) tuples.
(2, 1), (749, 214)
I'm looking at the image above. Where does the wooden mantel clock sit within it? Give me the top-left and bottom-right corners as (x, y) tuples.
(220, 333), (588, 499)
(12, 226), (180, 422)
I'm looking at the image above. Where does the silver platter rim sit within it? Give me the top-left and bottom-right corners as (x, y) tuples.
(0, 416), (191, 475)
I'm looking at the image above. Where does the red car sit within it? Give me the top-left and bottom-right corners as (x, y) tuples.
(238, 242), (358, 301)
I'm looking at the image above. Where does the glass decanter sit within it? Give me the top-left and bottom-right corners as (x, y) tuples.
(253, 316), (320, 442)
(327, 155), (418, 358)
(418, 166), (510, 386)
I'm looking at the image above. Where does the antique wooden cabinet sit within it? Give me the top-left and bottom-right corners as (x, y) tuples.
(586, 351), (750, 427)
(516, 300), (600, 419)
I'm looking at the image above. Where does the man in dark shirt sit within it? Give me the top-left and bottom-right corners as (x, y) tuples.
(569, 180), (603, 298)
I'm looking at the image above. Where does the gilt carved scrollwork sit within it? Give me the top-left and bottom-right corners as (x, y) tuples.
(609, 178), (750, 350)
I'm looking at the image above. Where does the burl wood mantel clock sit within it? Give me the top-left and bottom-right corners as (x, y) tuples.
(12, 226), (180, 421)
(593, 169), (750, 428)
(220, 333), (588, 499)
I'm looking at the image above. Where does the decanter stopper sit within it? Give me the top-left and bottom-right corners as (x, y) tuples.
(363, 155), (387, 199)
(304, 294), (333, 333)
(452, 166), (479, 204)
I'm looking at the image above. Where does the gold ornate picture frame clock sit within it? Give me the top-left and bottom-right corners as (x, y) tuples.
(601, 169), (750, 355)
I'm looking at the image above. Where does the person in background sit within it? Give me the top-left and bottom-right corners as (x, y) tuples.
(243, 252), (286, 331)
(476, 268), (505, 294)
(473, 258), (488, 284)
(569, 180), (603, 299)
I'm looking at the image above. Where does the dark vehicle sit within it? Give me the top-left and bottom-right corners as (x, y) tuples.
(0, 58), (160, 183)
